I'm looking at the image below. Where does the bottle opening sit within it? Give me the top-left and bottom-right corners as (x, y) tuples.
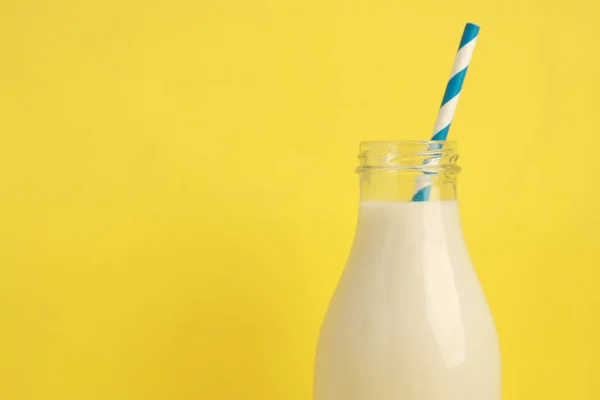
(357, 140), (461, 176)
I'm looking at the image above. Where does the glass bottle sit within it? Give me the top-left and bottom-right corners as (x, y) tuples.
(314, 141), (501, 400)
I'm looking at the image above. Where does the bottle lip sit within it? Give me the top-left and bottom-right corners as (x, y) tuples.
(359, 139), (457, 148)
(357, 140), (460, 175)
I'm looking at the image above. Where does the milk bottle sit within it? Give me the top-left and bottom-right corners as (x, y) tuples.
(314, 141), (501, 400)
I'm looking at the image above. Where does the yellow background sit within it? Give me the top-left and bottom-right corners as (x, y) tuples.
(1, 0), (599, 399)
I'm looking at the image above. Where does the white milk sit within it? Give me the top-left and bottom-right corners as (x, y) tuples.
(315, 200), (500, 400)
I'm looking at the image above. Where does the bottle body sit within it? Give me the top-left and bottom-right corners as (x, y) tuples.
(314, 142), (500, 400)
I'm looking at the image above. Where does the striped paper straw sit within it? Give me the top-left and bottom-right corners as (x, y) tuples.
(412, 22), (480, 202)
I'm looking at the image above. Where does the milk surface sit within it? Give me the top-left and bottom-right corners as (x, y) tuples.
(315, 200), (500, 400)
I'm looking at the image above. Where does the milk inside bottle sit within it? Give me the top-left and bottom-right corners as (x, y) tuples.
(314, 141), (501, 400)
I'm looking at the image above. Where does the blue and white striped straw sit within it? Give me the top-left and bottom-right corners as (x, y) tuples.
(412, 22), (480, 202)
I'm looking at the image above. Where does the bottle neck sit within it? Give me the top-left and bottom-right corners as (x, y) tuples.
(360, 172), (458, 202)
(357, 140), (461, 202)
(351, 199), (468, 274)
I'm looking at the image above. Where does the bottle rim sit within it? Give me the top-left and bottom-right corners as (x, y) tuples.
(356, 140), (461, 175)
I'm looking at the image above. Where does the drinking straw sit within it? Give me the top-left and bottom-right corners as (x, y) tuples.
(412, 22), (480, 202)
